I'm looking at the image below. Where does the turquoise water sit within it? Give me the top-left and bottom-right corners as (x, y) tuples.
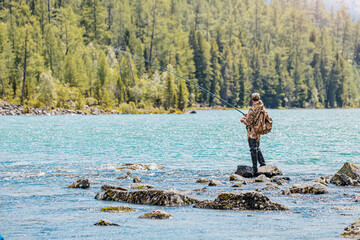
(0, 109), (359, 239)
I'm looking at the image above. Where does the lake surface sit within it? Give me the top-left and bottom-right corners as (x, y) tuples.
(0, 109), (359, 239)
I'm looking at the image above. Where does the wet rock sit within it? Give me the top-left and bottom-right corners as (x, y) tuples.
(133, 176), (141, 183)
(138, 210), (173, 219)
(67, 178), (90, 189)
(196, 177), (210, 183)
(208, 180), (221, 186)
(100, 206), (136, 212)
(130, 184), (155, 190)
(281, 182), (328, 195)
(235, 165), (254, 178)
(117, 171), (131, 180)
(314, 177), (328, 186)
(341, 219), (360, 238)
(231, 184), (242, 188)
(255, 174), (271, 182)
(194, 191), (290, 211)
(94, 219), (120, 226)
(271, 176), (290, 182)
(242, 180), (254, 185)
(95, 185), (199, 207)
(258, 165), (283, 178)
(331, 162), (360, 186)
(262, 185), (280, 191)
(229, 174), (244, 181)
(118, 163), (164, 171)
(95, 184), (128, 199)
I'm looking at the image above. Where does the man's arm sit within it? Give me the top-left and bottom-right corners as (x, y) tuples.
(242, 109), (255, 126)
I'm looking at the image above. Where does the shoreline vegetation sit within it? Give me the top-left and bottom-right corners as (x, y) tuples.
(1, 1), (360, 114)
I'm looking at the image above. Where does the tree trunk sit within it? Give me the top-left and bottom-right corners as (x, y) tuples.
(21, 31), (28, 105)
(48, 0), (51, 23)
(127, 54), (136, 86)
(0, 75), (6, 99)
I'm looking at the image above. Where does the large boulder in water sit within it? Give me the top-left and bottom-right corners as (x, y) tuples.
(235, 165), (254, 178)
(95, 184), (199, 207)
(281, 182), (328, 195)
(194, 191), (289, 211)
(341, 219), (360, 238)
(330, 162), (360, 186)
(258, 165), (283, 178)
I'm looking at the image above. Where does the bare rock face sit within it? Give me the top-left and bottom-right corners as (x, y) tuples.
(341, 219), (360, 238)
(257, 165), (283, 178)
(281, 182), (328, 195)
(255, 174), (271, 182)
(194, 191), (290, 211)
(94, 219), (120, 226)
(95, 185), (199, 207)
(196, 178), (210, 183)
(138, 210), (173, 219)
(331, 162), (360, 186)
(117, 163), (164, 171)
(67, 178), (90, 189)
(235, 165), (254, 178)
(229, 174), (244, 181)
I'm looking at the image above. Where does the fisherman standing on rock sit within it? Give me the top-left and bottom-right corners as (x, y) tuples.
(240, 93), (272, 175)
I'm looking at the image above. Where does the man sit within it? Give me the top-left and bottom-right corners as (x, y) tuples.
(240, 93), (266, 175)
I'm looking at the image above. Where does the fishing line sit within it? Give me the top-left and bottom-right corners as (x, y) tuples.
(97, 45), (245, 115)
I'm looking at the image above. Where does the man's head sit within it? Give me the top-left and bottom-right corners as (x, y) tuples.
(251, 93), (260, 102)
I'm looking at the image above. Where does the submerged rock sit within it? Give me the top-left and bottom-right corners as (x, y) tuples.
(235, 165), (254, 178)
(100, 206), (136, 212)
(138, 210), (173, 219)
(94, 219), (120, 226)
(255, 174), (271, 182)
(229, 174), (244, 181)
(95, 185), (199, 207)
(117, 163), (164, 171)
(281, 182), (328, 195)
(271, 176), (290, 182)
(130, 184), (155, 190)
(194, 191), (289, 211)
(67, 178), (90, 189)
(341, 219), (360, 238)
(331, 162), (360, 186)
(262, 185), (280, 191)
(257, 165), (283, 178)
(208, 180), (221, 186)
(117, 171), (131, 180)
(196, 178), (209, 183)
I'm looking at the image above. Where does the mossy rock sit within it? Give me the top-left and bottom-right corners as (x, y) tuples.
(67, 178), (90, 189)
(231, 183), (242, 188)
(341, 219), (360, 238)
(138, 210), (173, 219)
(281, 182), (328, 195)
(331, 162), (360, 186)
(229, 174), (244, 181)
(94, 219), (120, 226)
(196, 178), (209, 183)
(262, 185), (280, 191)
(130, 184), (155, 190)
(100, 206), (136, 212)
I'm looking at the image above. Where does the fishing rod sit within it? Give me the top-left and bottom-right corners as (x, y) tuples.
(97, 45), (245, 116)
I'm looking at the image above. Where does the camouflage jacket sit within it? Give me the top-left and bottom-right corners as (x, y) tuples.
(243, 100), (266, 140)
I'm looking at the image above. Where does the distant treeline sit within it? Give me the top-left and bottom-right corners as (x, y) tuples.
(0, 0), (359, 111)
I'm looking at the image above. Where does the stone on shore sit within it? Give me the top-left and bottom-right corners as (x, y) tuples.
(281, 182), (328, 195)
(331, 162), (360, 186)
(95, 185), (199, 207)
(100, 206), (136, 212)
(67, 178), (90, 189)
(138, 210), (173, 219)
(208, 180), (221, 186)
(257, 165), (283, 178)
(229, 174), (244, 181)
(94, 219), (120, 226)
(194, 191), (289, 211)
(341, 219), (360, 238)
(117, 163), (164, 171)
(235, 165), (254, 178)
(196, 178), (209, 183)
(255, 174), (271, 182)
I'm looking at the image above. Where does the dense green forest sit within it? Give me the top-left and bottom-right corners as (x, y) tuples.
(0, 0), (359, 112)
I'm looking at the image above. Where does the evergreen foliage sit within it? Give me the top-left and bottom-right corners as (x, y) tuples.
(0, 0), (359, 111)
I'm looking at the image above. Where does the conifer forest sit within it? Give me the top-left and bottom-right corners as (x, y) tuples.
(0, 0), (360, 112)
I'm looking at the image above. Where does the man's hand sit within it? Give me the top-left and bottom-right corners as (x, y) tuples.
(244, 113), (247, 117)
(240, 118), (245, 123)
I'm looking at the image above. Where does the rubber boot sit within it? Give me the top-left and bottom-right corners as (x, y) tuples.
(258, 149), (266, 167)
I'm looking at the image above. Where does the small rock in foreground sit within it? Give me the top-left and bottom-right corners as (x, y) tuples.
(331, 162), (360, 186)
(138, 210), (173, 219)
(281, 182), (328, 195)
(194, 191), (289, 211)
(94, 219), (120, 226)
(67, 178), (90, 189)
(229, 174), (244, 181)
(255, 174), (271, 182)
(341, 219), (360, 238)
(100, 206), (136, 212)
